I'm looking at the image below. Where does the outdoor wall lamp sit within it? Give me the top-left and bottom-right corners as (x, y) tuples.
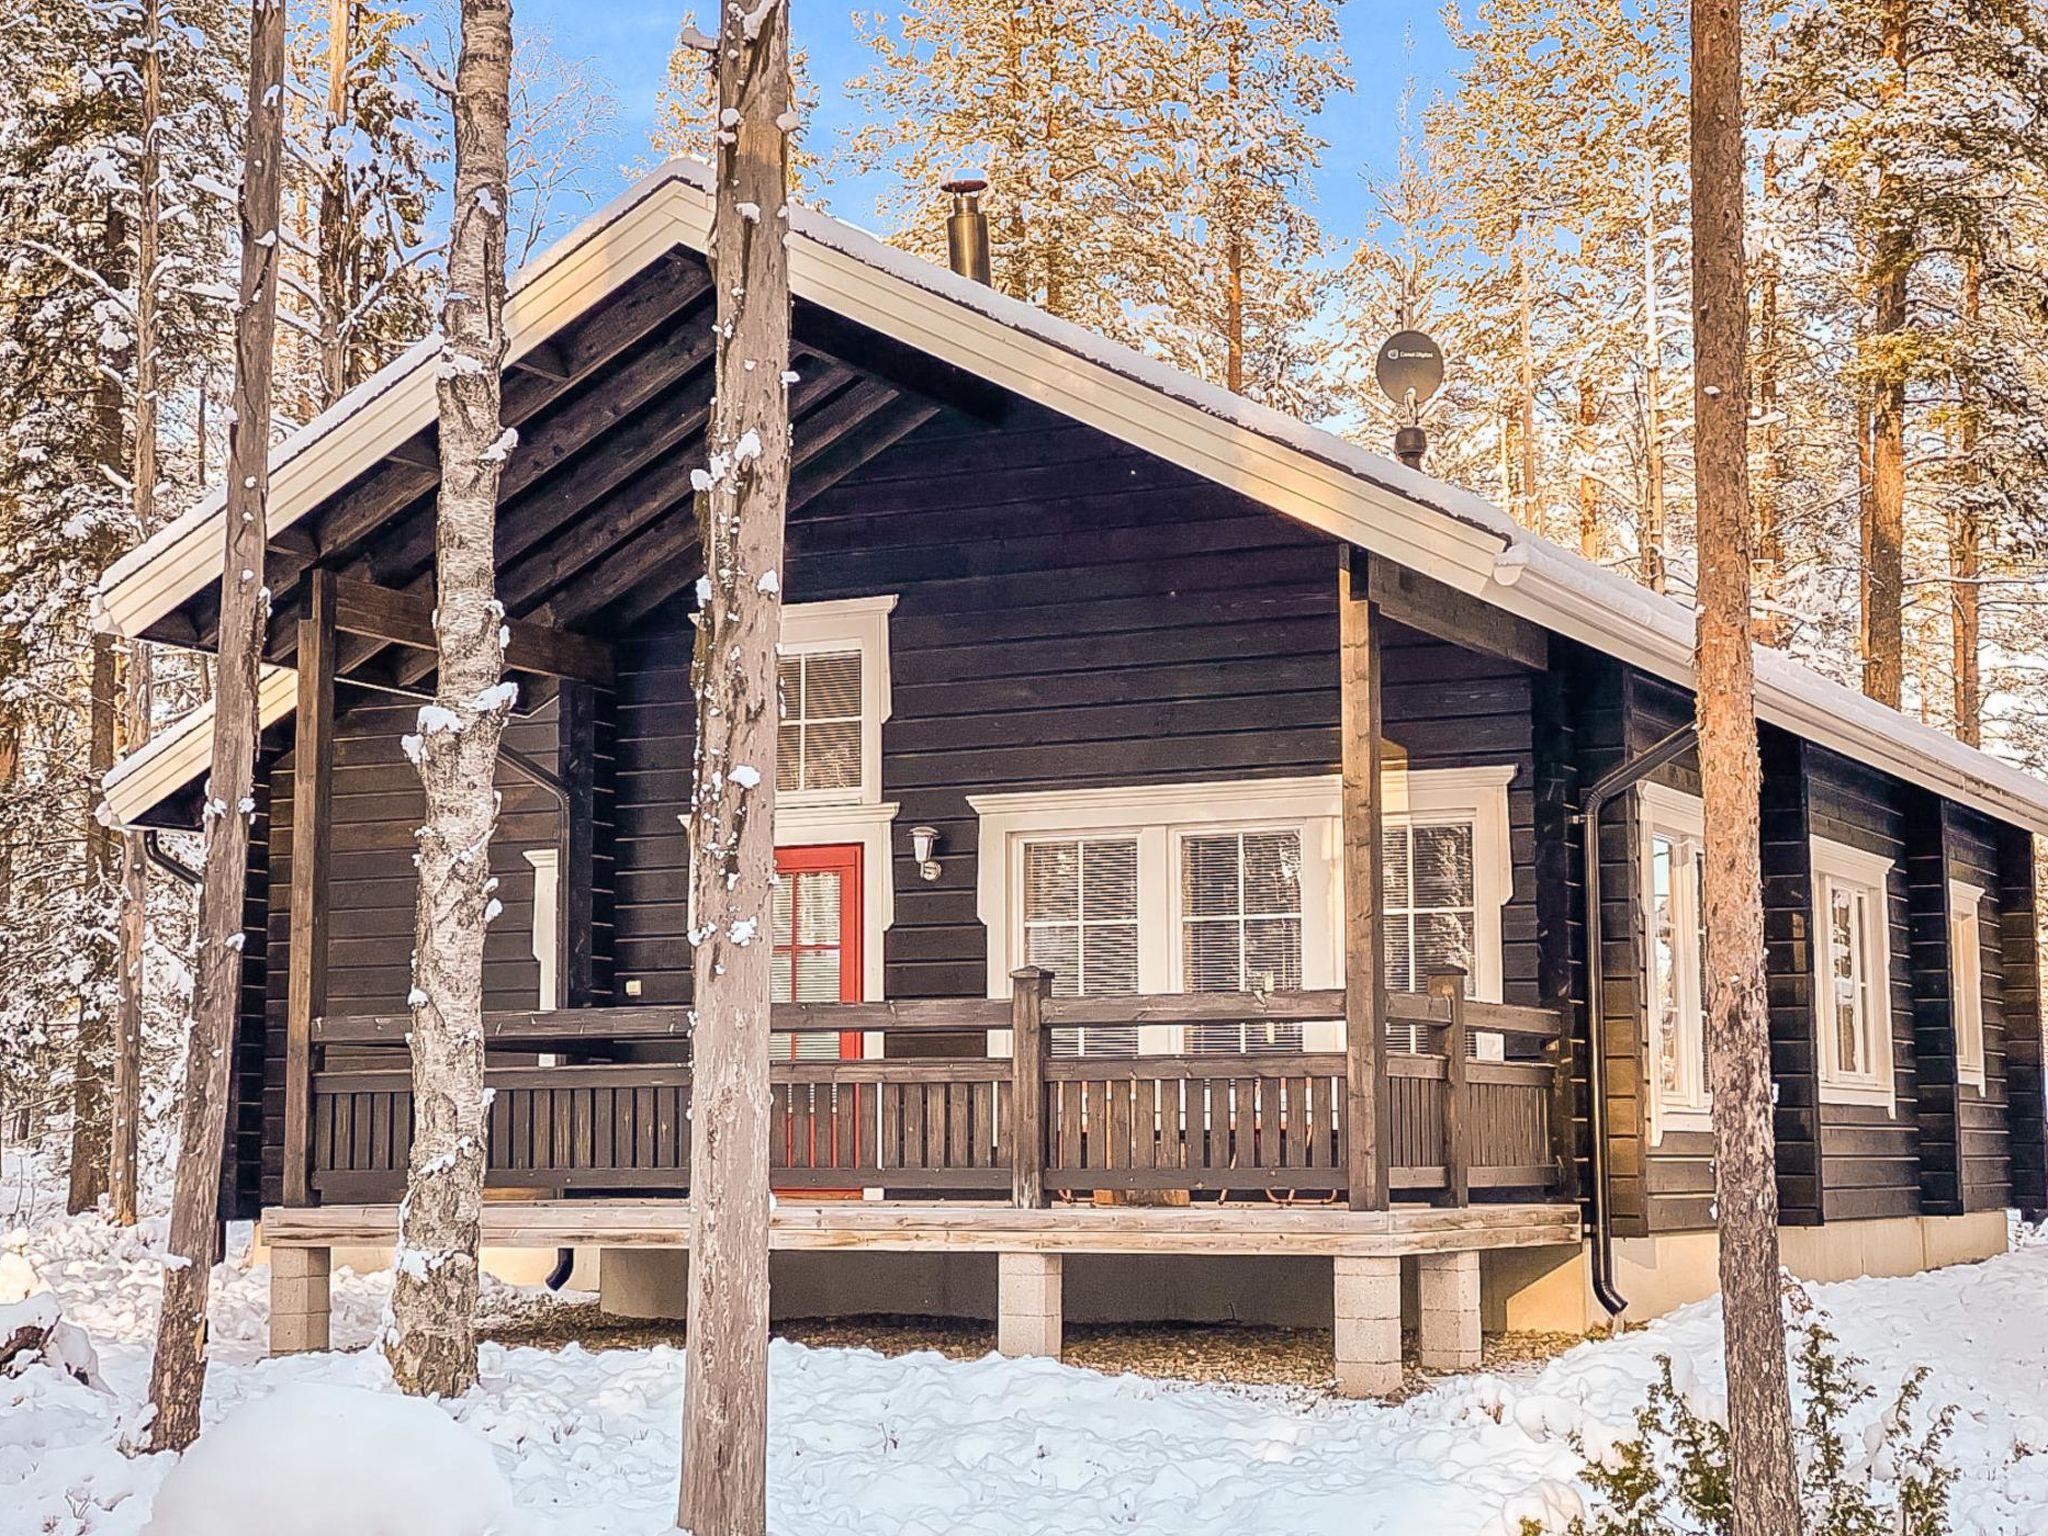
(910, 825), (942, 881)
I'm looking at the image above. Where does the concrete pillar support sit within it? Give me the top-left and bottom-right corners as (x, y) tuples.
(996, 1251), (1062, 1360)
(269, 1244), (332, 1355)
(1417, 1249), (1483, 1370)
(1332, 1254), (1402, 1396)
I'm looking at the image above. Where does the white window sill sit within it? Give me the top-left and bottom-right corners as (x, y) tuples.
(1651, 1105), (1714, 1144)
(1818, 1079), (1897, 1114)
(1958, 1070), (1987, 1095)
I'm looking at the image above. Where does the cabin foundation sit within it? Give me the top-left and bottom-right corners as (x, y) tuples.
(996, 1251), (1063, 1360)
(269, 1243), (330, 1355)
(1332, 1255), (1402, 1396)
(1416, 1250), (1483, 1370)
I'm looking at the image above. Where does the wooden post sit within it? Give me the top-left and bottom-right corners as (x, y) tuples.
(284, 570), (337, 1207)
(1011, 966), (1052, 1208)
(1429, 968), (1469, 1207)
(1340, 549), (1390, 1210)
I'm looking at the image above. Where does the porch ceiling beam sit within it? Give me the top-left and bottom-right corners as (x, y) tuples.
(594, 392), (942, 633)
(498, 368), (872, 623)
(323, 574), (614, 688)
(1369, 559), (1549, 673)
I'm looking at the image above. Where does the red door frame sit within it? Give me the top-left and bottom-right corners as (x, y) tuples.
(774, 842), (864, 1058)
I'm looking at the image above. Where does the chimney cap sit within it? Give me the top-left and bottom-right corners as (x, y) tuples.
(942, 176), (988, 197)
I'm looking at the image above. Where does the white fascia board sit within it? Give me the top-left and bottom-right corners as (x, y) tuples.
(102, 665), (297, 827)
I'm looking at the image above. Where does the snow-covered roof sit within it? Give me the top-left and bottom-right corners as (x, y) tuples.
(96, 159), (2048, 835)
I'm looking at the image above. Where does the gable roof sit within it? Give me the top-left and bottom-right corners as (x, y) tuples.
(97, 159), (2048, 834)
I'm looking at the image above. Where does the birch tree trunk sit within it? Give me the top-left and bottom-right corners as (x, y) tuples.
(111, 0), (165, 1231)
(1689, 2), (1802, 1530)
(679, 4), (793, 1531)
(386, 0), (513, 1401)
(145, 0), (286, 1452)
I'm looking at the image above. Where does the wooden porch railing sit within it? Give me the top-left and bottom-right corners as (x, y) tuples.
(300, 978), (1566, 1207)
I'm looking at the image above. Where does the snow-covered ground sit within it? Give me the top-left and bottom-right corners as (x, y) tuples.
(5, 1155), (2048, 1535)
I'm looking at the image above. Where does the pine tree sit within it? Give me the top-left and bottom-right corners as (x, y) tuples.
(1138, 0), (1348, 415)
(845, 0), (1176, 344)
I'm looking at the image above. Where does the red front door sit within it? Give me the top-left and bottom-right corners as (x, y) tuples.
(772, 843), (863, 1058)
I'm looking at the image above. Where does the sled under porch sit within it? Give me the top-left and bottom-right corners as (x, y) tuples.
(261, 1198), (1580, 1394)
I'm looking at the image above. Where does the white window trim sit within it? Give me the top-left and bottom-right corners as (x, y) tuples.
(777, 594), (896, 809)
(1950, 878), (1987, 1093)
(1810, 835), (1897, 1113)
(971, 767), (1515, 1053)
(523, 847), (561, 1010)
(1638, 783), (1711, 1143)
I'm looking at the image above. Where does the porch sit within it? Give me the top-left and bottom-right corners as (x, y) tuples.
(265, 982), (1582, 1392)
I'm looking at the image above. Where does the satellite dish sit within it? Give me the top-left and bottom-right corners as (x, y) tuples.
(1375, 329), (1445, 412)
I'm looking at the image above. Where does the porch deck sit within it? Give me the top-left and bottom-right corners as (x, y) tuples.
(268, 983), (1583, 1393)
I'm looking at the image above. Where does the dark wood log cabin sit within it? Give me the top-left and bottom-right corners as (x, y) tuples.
(99, 164), (2048, 1374)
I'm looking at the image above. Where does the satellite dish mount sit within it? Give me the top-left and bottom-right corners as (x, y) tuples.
(1374, 329), (1445, 471)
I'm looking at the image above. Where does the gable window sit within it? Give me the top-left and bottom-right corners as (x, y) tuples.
(1810, 837), (1896, 1111)
(1949, 879), (1987, 1092)
(1181, 829), (1305, 1052)
(775, 596), (895, 807)
(1639, 784), (1709, 1140)
(1023, 837), (1140, 1058)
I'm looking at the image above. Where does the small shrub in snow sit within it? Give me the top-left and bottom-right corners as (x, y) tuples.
(1552, 1322), (1956, 1536)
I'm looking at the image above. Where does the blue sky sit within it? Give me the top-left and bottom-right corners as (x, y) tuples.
(515, 1), (1463, 247)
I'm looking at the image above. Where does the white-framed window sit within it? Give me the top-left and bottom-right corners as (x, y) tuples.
(776, 596), (895, 807)
(1639, 784), (1710, 1142)
(971, 767), (1514, 1055)
(1810, 837), (1896, 1112)
(1949, 878), (1987, 1092)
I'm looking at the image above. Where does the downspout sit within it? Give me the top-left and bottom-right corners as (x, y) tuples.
(1577, 721), (1698, 1319)
(143, 831), (203, 886)
(498, 742), (576, 1291)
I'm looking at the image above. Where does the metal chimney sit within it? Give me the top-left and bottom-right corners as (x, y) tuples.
(942, 177), (992, 286)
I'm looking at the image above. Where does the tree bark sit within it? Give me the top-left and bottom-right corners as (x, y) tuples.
(1641, 194), (1667, 595)
(111, 0), (166, 1230)
(69, 633), (119, 1213)
(145, 0), (286, 1453)
(385, 0), (514, 1402)
(678, 5), (793, 1532)
(1576, 378), (1600, 561)
(1952, 258), (1982, 747)
(1863, 0), (1911, 709)
(1689, 2), (1802, 1531)
(317, 0), (353, 405)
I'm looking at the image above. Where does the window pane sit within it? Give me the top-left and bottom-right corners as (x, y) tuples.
(775, 656), (800, 716)
(770, 949), (794, 1005)
(1181, 834), (1241, 917)
(803, 651), (862, 720)
(792, 946), (842, 1005)
(802, 719), (861, 792)
(1382, 824), (1411, 907)
(1024, 842), (1080, 923)
(771, 876), (794, 947)
(1411, 823), (1474, 908)
(794, 871), (839, 946)
(1026, 924), (1080, 998)
(1082, 922), (1140, 995)
(1183, 920), (1242, 993)
(1241, 831), (1301, 916)
(1415, 910), (1475, 984)
(1650, 838), (1680, 1097)
(1384, 916), (1414, 994)
(1082, 839), (1138, 920)
(776, 722), (802, 792)
(1245, 917), (1302, 992)
(1830, 885), (1860, 1074)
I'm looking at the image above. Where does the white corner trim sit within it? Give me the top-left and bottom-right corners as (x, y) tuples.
(775, 800), (901, 1003)
(1637, 782), (1711, 1145)
(1949, 878), (1988, 1092)
(522, 847), (561, 1009)
(1809, 835), (1898, 1115)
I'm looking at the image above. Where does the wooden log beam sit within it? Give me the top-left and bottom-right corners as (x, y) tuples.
(1368, 559), (1549, 673)
(558, 680), (598, 1008)
(1341, 546), (1391, 1211)
(1010, 967), (1051, 1208)
(283, 570), (336, 1206)
(327, 574), (613, 687)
